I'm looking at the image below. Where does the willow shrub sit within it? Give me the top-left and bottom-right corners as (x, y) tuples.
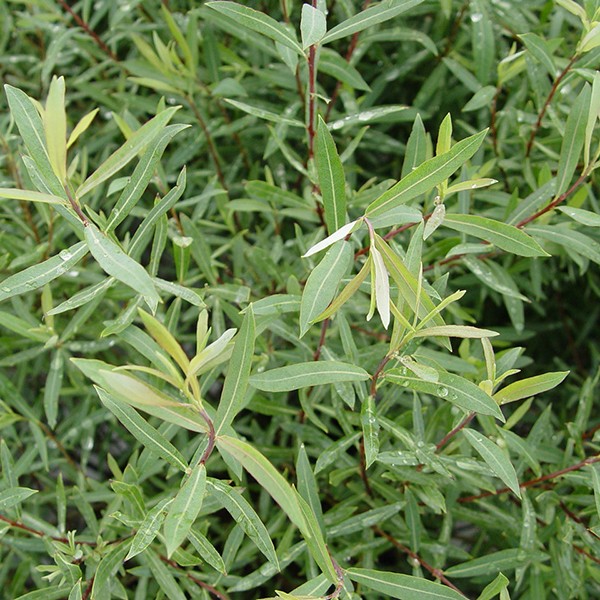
(1, 1), (600, 598)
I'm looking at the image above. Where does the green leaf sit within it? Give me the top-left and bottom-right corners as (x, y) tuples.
(0, 187), (66, 204)
(555, 84), (590, 197)
(43, 350), (64, 429)
(300, 241), (352, 337)
(557, 206), (600, 227)
(386, 369), (504, 420)
(215, 305), (255, 433)
(84, 222), (160, 313)
(105, 124), (189, 232)
(206, 1), (303, 54)
(76, 106), (180, 198)
(138, 309), (189, 372)
(296, 444), (324, 534)
(301, 4), (327, 49)
(319, 48), (371, 91)
(4, 84), (65, 197)
(328, 105), (412, 131)
(97, 387), (188, 472)
(250, 361), (370, 392)
(216, 435), (306, 531)
(444, 548), (545, 578)
(0, 242), (87, 303)
(43, 76), (67, 182)
(322, 0), (425, 44)
(463, 428), (521, 497)
(208, 478), (279, 568)
(413, 325), (498, 339)
(90, 542), (131, 600)
(315, 117), (346, 234)
(225, 98), (304, 127)
(494, 371), (568, 404)
(0, 487), (37, 510)
(126, 498), (172, 561)
(163, 463), (207, 557)
(142, 549), (187, 600)
(366, 129), (488, 218)
(477, 573), (510, 600)
(443, 214), (548, 257)
(519, 33), (556, 75)
(346, 567), (465, 599)
(296, 493), (338, 583)
(527, 224), (600, 265)
(67, 108), (99, 149)
(361, 395), (379, 468)
(187, 529), (227, 574)
(402, 113), (427, 178)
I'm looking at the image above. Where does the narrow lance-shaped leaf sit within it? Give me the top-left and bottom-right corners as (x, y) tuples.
(163, 463), (207, 557)
(463, 428), (521, 497)
(361, 395), (379, 468)
(555, 84), (590, 197)
(206, 1), (303, 54)
(494, 371), (569, 404)
(413, 325), (498, 339)
(443, 213), (548, 257)
(96, 387), (188, 472)
(301, 3), (327, 49)
(126, 498), (173, 561)
(77, 106), (180, 198)
(215, 305), (255, 433)
(296, 444), (324, 534)
(0, 188), (66, 204)
(84, 222), (161, 313)
(43, 350), (64, 429)
(0, 241), (87, 303)
(4, 84), (65, 197)
(250, 361), (370, 392)
(366, 129), (488, 218)
(208, 478), (279, 568)
(303, 219), (360, 257)
(370, 246), (390, 328)
(322, 0), (426, 44)
(346, 567), (465, 600)
(300, 240), (353, 337)
(44, 76), (67, 183)
(386, 369), (504, 420)
(0, 487), (38, 510)
(315, 116), (346, 234)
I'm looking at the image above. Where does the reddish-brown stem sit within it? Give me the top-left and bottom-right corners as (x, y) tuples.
(324, 552), (345, 599)
(370, 354), (393, 397)
(459, 454), (600, 503)
(313, 318), (330, 361)
(64, 185), (88, 226)
(199, 408), (216, 465)
(186, 95), (228, 192)
(0, 513), (96, 545)
(56, 0), (118, 61)
(161, 556), (230, 600)
(525, 53), (579, 157)
(82, 576), (95, 600)
(436, 412), (475, 451)
(516, 171), (588, 228)
(359, 438), (375, 498)
(373, 526), (468, 596)
(324, 0), (373, 122)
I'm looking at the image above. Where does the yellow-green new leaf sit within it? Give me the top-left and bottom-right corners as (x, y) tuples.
(366, 129), (488, 218)
(67, 108), (99, 149)
(217, 435), (306, 531)
(413, 325), (498, 339)
(77, 106), (179, 198)
(494, 371), (569, 404)
(163, 463), (207, 557)
(85, 222), (160, 313)
(138, 309), (189, 372)
(44, 76), (67, 182)
(0, 187), (65, 205)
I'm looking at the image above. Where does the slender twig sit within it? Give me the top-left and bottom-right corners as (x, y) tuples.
(324, 552), (346, 599)
(370, 354), (393, 397)
(64, 185), (88, 226)
(81, 577), (95, 600)
(459, 454), (600, 503)
(435, 412), (475, 451)
(313, 318), (330, 361)
(373, 526), (468, 597)
(525, 53), (579, 157)
(56, 0), (118, 61)
(0, 513), (95, 545)
(199, 408), (216, 465)
(324, 0), (373, 122)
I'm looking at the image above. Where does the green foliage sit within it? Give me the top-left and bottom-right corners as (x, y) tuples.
(1, 1), (600, 599)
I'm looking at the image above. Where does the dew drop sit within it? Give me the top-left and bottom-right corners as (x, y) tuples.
(1, 286), (10, 293)
(470, 12), (483, 22)
(59, 249), (73, 261)
(437, 386), (449, 397)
